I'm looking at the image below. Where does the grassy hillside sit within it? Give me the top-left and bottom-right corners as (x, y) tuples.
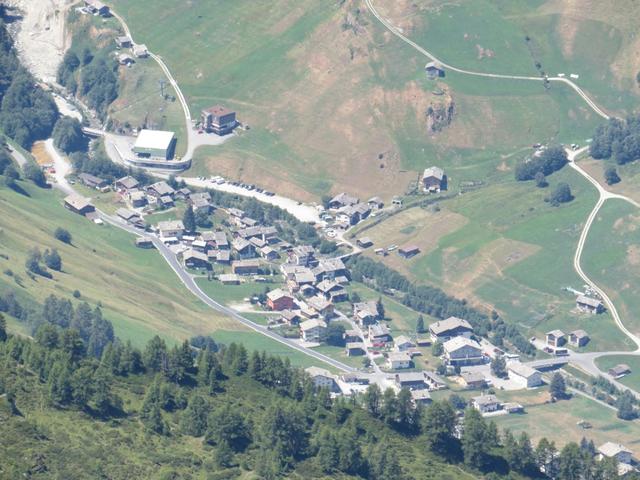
(581, 199), (640, 346)
(354, 165), (628, 352)
(108, 0), (610, 201)
(0, 179), (241, 347)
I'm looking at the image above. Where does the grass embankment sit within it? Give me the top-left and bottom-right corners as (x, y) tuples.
(0, 180), (241, 346)
(595, 356), (640, 392)
(109, 0), (609, 201)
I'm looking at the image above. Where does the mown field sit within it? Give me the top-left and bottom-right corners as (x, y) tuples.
(581, 199), (640, 346)
(491, 389), (640, 449)
(595, 355), (640, 392)
(108, 0), (612, 201)
(0, 179), (241, 347)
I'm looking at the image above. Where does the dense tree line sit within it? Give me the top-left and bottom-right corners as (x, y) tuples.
(58, 48), (118, 120)
(0, 319), (631, 479)
(347, 256), (535, 355)
(0, 20), (58, 148)
(515, 146), (568, 181)
(590, 115), (640, 164)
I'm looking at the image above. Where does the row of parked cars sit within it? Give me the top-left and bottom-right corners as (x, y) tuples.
(195, 175), (275, 196)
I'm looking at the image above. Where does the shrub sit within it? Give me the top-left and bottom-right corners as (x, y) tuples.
(54, 227), (72, 244)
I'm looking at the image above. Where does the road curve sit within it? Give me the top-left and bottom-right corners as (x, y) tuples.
(568, 150), (640, 351)
(364, 0), (610, 120)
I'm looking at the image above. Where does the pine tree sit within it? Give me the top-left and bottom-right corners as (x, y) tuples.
(0, 313), (6, 342)
(550, 372), (567, 399)
(376, 296), (385, 319)
(363, 383), (381, 417)
(143, 335), (167, 372)
(416, 315), (425, 334)
(423, 400), (456, 455)
(183, 205), (196, 233)
(180, 394), (209, 436)
(558, 442), (584, 480)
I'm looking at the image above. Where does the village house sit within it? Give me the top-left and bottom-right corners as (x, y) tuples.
(189, 192), (212, 213)
(508, 362), (543, 389)
(147, 181), (175, 199)
(280, 309), (301, 326)
(174, 187), (192, 200)
(115, 175), (139, 192)
(305, 367), (340, 393)
(78, 172), (109, 190)
(568, 329), (590, 348)
(368, 323), (391, 344)
(367, 196), (384, 209)
(336, 204), (363, 225)
(472, 394), (501, 414)
(395, 372), (428, 391)
(460, 371), (486, 390)
(232, 238), (256, 259)
(117, 53), (135, 66)
(387, 352), (412, 370)
(259, 246), (280, 261)
(132, 44), (149, 58)
(291, 245), (316, 266)
(201, 105), (237, 135)
(115, 35), (132, 48)
(84, 0), (109, 16)
(353, 301), (380, 327)
(398, 245), (420, 259)
(307, 296), (335, 319)
(227, 207), (244, 220)
(213, 231), (229, 250)
(316, 280), (348, 303)
(191, 239), (208, 253)
(443, 337), (484, 366)
(597, 442), (633, 466)
(576, 295), (604, 314)
(291, 269), (316, 292)
(609, 364), (631, 379)
(357, 237), (374, 248)
(218, 273), (240, 285)
(135, 237), (154, 249)
(344, 330), (362, 343)
(300, 319), (327, 342)
(266, 289), (295, 311)
(345, 342), (366, 356)
(411, 389), (432, 406)
(64, 194), (95, 216)
(156, 220), (184, 240)
(128, 190), (147, 208)
(239, 217), (259, 228)
(299, 284), (316, 298)
(116, 208), (143, 227)
(425, 61), (445, 79)
(545, 330), (566, 348)
(429, 316), (473, 342)
(231, 259), (260, 276)
(313, 258), (347, 282)
(249, 237), (267, 250)
(329, 192), (359, 209)
(216, 250), (231, 265)
(424, 371), (447, 390)
(182, 249), (210, 270)
(394, 335), (415, 352)
(422, 166), (445, 192)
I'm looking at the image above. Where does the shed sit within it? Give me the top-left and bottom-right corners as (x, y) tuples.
(133, 130), (176, 160)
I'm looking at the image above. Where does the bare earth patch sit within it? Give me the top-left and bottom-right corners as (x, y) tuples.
(31, 141), (54, 166)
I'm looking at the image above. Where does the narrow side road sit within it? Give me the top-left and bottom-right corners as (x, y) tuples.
(364, 0), (610, 120)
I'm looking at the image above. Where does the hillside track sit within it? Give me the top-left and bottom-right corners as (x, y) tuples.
(363, 0), (610, 120)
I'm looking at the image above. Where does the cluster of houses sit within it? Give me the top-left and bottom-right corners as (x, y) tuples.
(304, 366), (446, 406)
(112, 31), (150, 68)
(83, 0), (109, 17)
(545, 328), (590, 354)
